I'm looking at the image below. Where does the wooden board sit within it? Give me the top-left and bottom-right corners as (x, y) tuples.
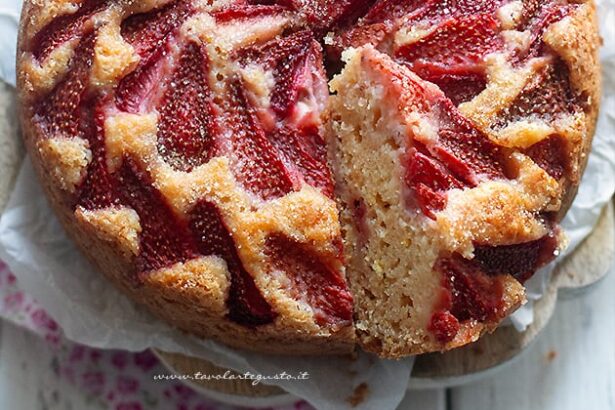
(0, 83), (612, 397)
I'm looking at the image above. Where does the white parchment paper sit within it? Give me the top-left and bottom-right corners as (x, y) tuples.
(0, 1), (614, 409)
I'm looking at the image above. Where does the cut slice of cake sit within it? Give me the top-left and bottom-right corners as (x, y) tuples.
(328, 46), (564, 357)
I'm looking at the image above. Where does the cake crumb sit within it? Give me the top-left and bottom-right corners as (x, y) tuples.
(347, 383), (370, 407)
(546, 350), (558, 362)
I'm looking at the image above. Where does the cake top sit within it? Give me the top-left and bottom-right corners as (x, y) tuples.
(16, 0), (601, 356)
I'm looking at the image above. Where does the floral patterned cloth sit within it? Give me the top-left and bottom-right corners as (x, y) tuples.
(0, 260), (312, 410)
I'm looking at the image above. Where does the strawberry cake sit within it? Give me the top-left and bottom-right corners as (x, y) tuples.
(16, 0), (600, 357)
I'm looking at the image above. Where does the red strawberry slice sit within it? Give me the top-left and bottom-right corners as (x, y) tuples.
(495, 59), (578, 128)
(116, 1), (194, 113)
(35, 31), (97, 140)
(265, 234), (353, 326)
(156, 42), (219, 172)
(212, 3), (288, 22)
(118, 158), (200, 275)
(237, 30), (320, 117)
(31, 0), (109, 61)
(271, 125), (335, 198)
(525, 135), (568, 180)
(189, 200), (276, 326)
(434, 99), (508, 185)
(253, 0), (375, 33)
(399, 70), (507, 219)
(436, 255), (505, 323)
(226, 80), (298, 200)
(76, 97), (120, 210)
(420, 71), (488, 106)
(473, 230), (559, 283)
(416, 0), (505, 22)
(514, 2), (578, 63)
(362, 0), (424, 24)
(405, 150), (465, 219)
(428, 310), (461, 343)
(396, 14), (503, 104)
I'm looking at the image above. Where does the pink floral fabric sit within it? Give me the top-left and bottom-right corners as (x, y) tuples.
(0, 260), (313, 410)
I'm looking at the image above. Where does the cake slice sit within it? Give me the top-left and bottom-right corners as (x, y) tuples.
(328, 46), (564, 357)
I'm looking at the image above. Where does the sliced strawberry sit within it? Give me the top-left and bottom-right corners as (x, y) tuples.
(226, 80), (297, 200)
(237, 30), (318, 117)
(271, 126), (335, 198)
(252, 0), (375, 33)
(157, 42), (218, 172)
(35, 31), (97, 139)
(421, 71), (487, 106)
(434, 99), (508, 185)
(76, 97), (119, 210)
(116, 1), (194, 113)
(514, 2), (578, 63)
(525, 135), (568, 180)
(399, 70), (507, 218)
(473, 230), (559, 283)
(405, 150), (465, 219)
(429, 310), (461, 343)
(118, 158), (200, 274)
(495, 59), (578, 128)
(212, 3), (288, 22)
(362, 0), (424, 24)
(327, 0), (422, 64)
(31, 0), (109, 61)
(416, 0), (505, 22)
(396, 14), (502, 104)
(189, 200), (276, 326)
(436, 255), (505, 323)
(396, 14), (502, 103)
(265, 234), (353, 326)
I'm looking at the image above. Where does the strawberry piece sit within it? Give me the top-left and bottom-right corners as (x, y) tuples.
(362, 0), (423, 24)
(416, 0), (504, 22)
(37, 33), (118, 210)
(272, 126), (335, 197)
(429, 310), (461, 343)
(30, 0), (109, 61)
(118, 158), (200, 274)
(116, 1), (194, 113)
(265, 234), (353, 326)
(76, 97), (119, 210)
(35, 32), (97, 140)
(514, 2), (578, 63)
(399, 72), (507, 219)
(396, 14), (502, 104)
(473, 230), (559, 283)
(405, 150), (465, 219)
(434, 99), (508, 185)
(157, 42), (218, 172)
(421, 71), (487, 106)
(254, 0), (375, 33)
(238, 30), (319, 117)
(226, 80), (297, 200)
(189, 200), (276, 326)
(436, 255), (505, 322)
(495, 59), (578, 128)
(212, 3), (288, 22)
(525, 136), (568, 180)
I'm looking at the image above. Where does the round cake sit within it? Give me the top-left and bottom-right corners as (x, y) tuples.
(16, 0), (600, 358)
